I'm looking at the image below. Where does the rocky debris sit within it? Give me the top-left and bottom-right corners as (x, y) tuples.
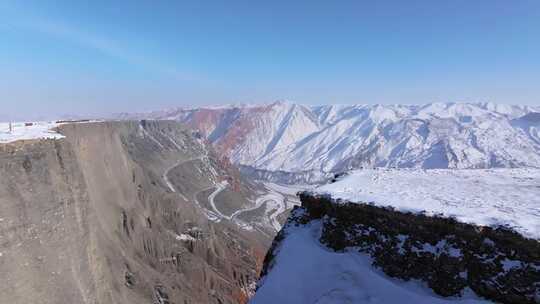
(124, 264), (136, 289)
(153, 285), (170, 304)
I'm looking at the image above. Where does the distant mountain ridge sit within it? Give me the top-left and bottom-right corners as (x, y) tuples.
(115, 101), (540, 173)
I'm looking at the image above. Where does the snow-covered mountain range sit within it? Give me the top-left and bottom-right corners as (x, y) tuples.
(116, 101), (540, 173)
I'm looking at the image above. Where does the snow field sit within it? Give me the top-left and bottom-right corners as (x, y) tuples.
(316, 168), (540, 239)
(0, 121), (64, 143)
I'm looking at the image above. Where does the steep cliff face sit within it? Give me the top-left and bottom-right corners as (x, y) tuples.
(0, 121), (268, 304)
(252, 194), (540, 304)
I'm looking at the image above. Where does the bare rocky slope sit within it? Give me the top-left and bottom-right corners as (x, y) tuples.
(0, 121), (271, 304)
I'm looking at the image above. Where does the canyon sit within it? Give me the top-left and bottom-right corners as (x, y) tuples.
(2, 102), (540, 303)
(0, 120), (296, 304)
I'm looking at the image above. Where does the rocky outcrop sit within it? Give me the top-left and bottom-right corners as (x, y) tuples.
(258, 193), (540, 304)
(0, 121), (269, 304)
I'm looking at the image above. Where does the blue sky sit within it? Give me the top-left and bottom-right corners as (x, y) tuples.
(0, 0), (539, 118)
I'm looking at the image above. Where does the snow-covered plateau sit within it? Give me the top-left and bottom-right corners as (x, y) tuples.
(316, 168), (540, 240)
(0, 121), (64, 143)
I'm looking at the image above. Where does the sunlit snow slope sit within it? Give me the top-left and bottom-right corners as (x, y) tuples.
(250, 212), (492, 304)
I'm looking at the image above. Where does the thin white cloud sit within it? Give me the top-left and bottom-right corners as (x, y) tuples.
(1, 3), (195, 81)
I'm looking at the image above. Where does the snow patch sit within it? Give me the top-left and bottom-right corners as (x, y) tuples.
(175, 233), (197, 242)
(0, 121), (65, 143)
(500, 259), (522, 272)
